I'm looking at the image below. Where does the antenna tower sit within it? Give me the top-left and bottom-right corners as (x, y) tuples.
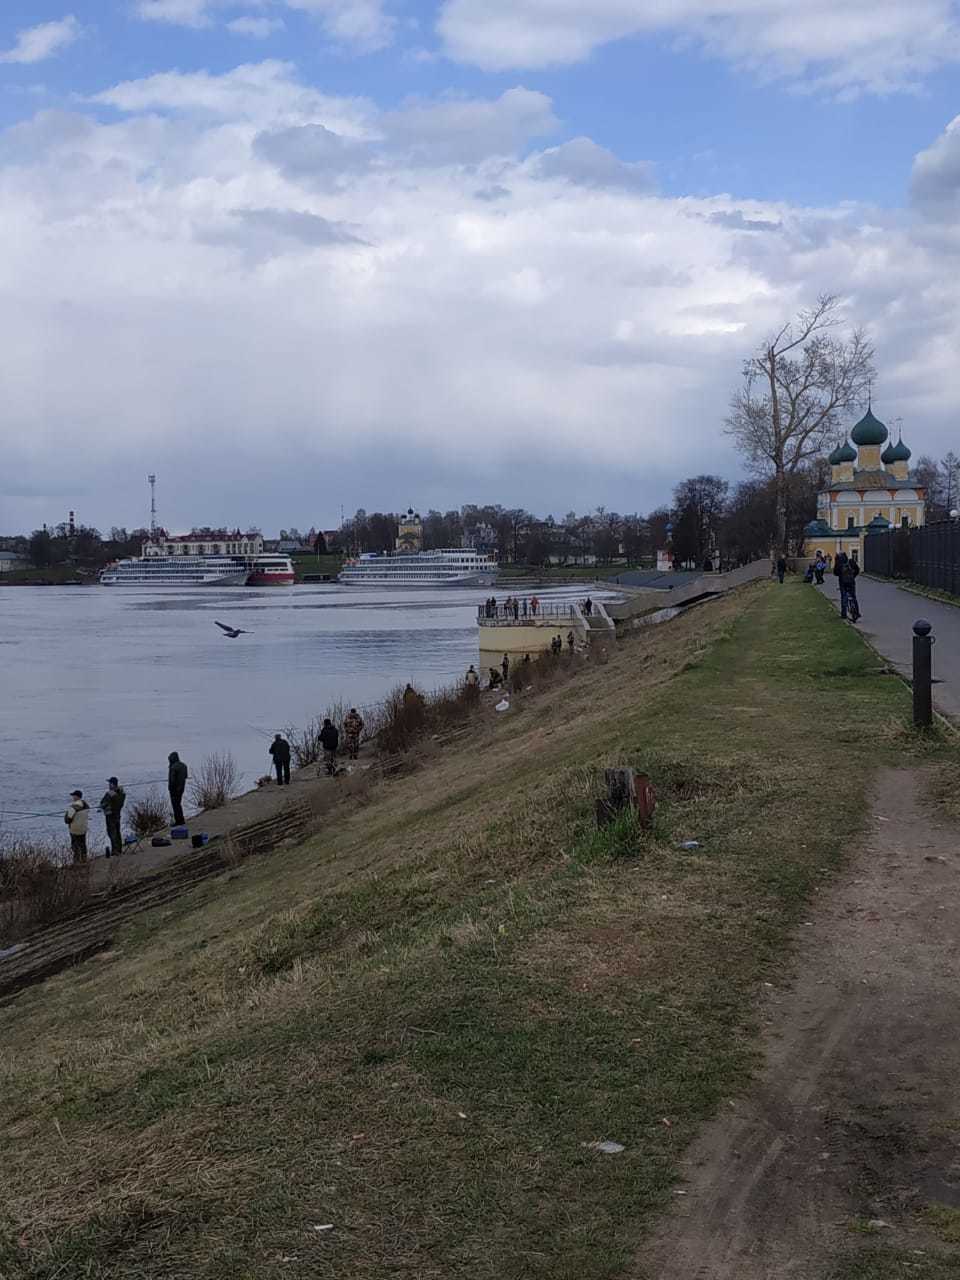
(148, 474), (157, 536)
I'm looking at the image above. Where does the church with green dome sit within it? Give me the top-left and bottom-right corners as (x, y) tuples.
(803, 406), (927, 563)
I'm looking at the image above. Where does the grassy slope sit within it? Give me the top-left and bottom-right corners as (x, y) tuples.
(0, 583), (948, 1279)
(291, 553), (343, 580)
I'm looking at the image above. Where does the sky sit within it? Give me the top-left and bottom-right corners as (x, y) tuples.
(0, 1), (958, 535)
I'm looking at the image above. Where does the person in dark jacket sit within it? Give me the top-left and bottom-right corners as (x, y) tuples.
(99, 777), (126, 856)
(168, 751), (188, 826)
(776, 555), (787, 584)
(319, 719), (339, 776)
(834, 552), (861, 621)
(269, 733), (291, 785)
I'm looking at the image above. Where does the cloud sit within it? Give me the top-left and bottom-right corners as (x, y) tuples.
(227, 16), (286, 38)
(436, 0), (960, 95)
(530, 137), (655, 191)
(0, 15), (81, 64)
(135, 0), (393, 51)
(911, 115), (960, 217)
(1, 63), (958, 534)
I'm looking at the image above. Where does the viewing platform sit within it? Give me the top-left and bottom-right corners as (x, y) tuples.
(477, 598), (614, 660)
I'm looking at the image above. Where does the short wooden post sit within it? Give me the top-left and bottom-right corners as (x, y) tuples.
(596, 768), (656, 830)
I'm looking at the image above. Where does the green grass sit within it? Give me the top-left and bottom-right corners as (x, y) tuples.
(0, 582), (953, 1279)
(828, 1252), (960, 1279)
(0, 563), (87, 584)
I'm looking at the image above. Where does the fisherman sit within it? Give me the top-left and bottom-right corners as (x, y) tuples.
(64, 790), (90, 864)
(501, 653), (510, 682)
(344, 707), (364, 760)
(319, 718), (339, 776)
(465, 664), (480, 703)
(99, 776), (126, 857)
(488, 667), (501, 689)
(552, 634), (562, 656)
(168, 751), (188, 826)
(269, 733), (291, 786)
(567, 630), (575, 652)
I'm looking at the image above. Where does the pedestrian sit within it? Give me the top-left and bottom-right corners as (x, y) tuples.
(502, 653), (510, 681)
(814, 552), (826, 585)
(584, 597), (593, 616)
(465, 664), (480, 703)
(167, 751), (188, 826)
(344, 707), (364, 759)
(552, 634), (562, 656)
(530, 595), (539, 617)
(776, 555), (787, 584)
(836, 553), (861, 621)
(64, 790), (90, 864)
(99, 776), (126, 857)
(269, 733), (291, 785)
(319, 718), (339, 776)
(512, 598), (520, 621)
(522, 598), (528, 618)
(566, 630), (575, 652)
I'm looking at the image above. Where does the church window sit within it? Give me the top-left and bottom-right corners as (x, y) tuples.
(847, 516), (855, 529)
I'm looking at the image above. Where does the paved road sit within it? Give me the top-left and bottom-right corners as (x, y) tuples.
(817, 575), (960, 720)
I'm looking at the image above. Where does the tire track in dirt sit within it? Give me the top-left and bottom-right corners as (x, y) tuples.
(633, 767), (960, 1279)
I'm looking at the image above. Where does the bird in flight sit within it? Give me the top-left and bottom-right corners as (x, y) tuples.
(215, 620), (251, 638)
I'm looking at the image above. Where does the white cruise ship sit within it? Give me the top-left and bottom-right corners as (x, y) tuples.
(100, 556), (250, 587)
(339, 548), (498, 587)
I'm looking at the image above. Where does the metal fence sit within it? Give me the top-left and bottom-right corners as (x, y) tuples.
(477, 602), (578, 625)
(864, 519), (960, 594)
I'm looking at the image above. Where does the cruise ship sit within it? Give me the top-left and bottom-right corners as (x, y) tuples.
(246, 554), (296, 585)
(100, 555), (250, 587)
(339, 548), (498, 587)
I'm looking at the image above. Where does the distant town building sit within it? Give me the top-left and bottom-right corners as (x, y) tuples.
(144, 530), (264, 558)
(462, 523), (498, 554)
(395, 509), (423, 553)
(804, 406), (926, 562)
(0, 551), (26, 574)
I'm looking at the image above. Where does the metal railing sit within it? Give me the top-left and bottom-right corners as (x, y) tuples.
(865, 520), (960, 594)
(477, 602), (580, 625)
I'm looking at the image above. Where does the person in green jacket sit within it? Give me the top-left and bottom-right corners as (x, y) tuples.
(99, 777), (126, 856)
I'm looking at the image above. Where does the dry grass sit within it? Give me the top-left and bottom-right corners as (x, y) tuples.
(189, 752), (240, 811)
(1, 583), (954, 1280)
(0, 841), (93, 943)
(128, 788), (168, 839)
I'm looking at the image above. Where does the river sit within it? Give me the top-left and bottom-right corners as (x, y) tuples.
(0, 581), (597, 848)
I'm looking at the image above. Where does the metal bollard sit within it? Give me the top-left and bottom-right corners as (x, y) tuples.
(912, 619), (934, 728)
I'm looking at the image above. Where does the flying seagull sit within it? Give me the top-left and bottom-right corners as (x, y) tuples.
(215, 620), (251, 638)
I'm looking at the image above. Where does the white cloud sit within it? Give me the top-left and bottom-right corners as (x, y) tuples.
(912, 115), (960, 217)
(0, 15), (81, 65)
(135, 0), (393, 51)
(1, 63), (958, 531)
(436, 0), (960, 95)
(227, 16), (286, 38)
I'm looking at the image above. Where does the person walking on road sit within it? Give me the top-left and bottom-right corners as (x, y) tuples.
(168, 751), (188, 826)
(776, 555), (787, 584)
(269, 733), (291, 785)
(64, 790), (90, 863)
(344, 708), (364, 759)
(319, 718), (339, 776)
(99, 777), (126, 856)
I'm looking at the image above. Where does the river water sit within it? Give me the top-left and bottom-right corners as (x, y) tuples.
(0, 582), (596, 847)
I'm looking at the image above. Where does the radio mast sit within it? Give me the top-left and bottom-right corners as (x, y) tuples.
(148, 474), (157, 536)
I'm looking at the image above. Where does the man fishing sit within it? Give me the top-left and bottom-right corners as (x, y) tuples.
(343, 708), (364, 760)
(99, 777), (126, 856)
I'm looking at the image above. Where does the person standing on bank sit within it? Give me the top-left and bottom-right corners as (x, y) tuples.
(168, 751), (188, 826)
(501, 653), (510, 682)
(99, 777), (126, 857)
(64, 790), (90, 863)
(344, 708), (364, 760)
(319, 718), (339, 776)
(776, 555), (787, 584)
(269, 733), (291, 786)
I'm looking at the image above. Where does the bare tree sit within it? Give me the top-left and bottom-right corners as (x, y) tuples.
(725, 294), (875, 553)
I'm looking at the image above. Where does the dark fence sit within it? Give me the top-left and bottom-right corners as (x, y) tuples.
(865, 520), (960, 594)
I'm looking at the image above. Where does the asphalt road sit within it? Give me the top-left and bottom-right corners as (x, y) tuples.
(816, 574), (960, 720)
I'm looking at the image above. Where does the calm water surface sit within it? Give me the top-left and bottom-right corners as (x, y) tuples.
(0, 582), (594, 845)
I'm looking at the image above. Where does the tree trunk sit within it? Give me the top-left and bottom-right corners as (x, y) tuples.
(775, 464), (788, 556)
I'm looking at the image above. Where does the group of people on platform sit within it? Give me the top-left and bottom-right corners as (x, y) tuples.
(483, 595), (541, 620)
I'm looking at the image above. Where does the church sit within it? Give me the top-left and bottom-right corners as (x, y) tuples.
(803, 405), (926, 563)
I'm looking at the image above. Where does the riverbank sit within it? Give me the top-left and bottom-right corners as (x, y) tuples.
(2, 581), (957, 1279)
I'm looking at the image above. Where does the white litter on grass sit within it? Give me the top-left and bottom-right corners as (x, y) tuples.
(312, 1224), (334, 1232)
(583, 1140), (625, 1155)
(495, 699), (510, 712)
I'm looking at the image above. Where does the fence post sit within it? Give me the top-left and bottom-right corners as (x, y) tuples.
(912, 619), (934, 729)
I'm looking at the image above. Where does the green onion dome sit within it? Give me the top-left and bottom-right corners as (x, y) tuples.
(829, 439), (857, 464)
(850, 407), (889, 446)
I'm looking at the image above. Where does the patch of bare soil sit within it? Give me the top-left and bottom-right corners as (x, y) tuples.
(634, 766), (960, 1279)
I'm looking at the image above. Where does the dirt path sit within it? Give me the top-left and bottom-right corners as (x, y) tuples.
(634, 767), (960, 1279)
